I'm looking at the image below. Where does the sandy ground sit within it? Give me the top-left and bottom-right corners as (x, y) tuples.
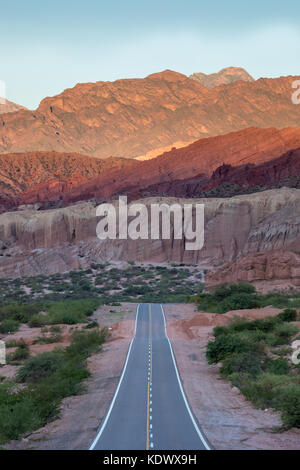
(164, 303), (300, 450)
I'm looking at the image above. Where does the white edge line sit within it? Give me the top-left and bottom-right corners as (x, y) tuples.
(160, 304), (211, 451)
(89, 303), (141, 450)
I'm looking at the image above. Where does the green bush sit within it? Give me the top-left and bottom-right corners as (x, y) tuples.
(7, 342), (30, 362)
(220, 352), (262, 378)
(0, 328), (108, 444)
(16, 350), (64, 383)
(207, 314), (300, 429)
(263, 357), (290, 375)
(0, 319), (20, 334)
(206, 333), (258, 364)
(277, 384), (300, 428)
(278, 309), (298, 322)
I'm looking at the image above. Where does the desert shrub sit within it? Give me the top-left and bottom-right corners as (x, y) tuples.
(28, 314), (46, 328)
(278, 309), (298, 322)
(273, 323), (299, 343)
(16, 350), (64, 383)
(206, 333), (257, 364)
(207, 314), (300, 429)
(277, 384), (300, 428)
(45, 298), (100, 324)
(220, 293), (261, 312)
(0, 319), (20, 334)
(7, 342), (30, 362)
(220, 351), (262, 378)
(66, 329), (107, 360)
(263, 357), (290, 375)
(33, 334), (62, 345)
(0, 328), (107, 444)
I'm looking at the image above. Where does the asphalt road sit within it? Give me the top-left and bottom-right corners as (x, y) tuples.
(90, 304), (210, 450)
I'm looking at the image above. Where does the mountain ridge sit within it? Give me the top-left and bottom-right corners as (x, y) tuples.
(0, 71), (300, 159)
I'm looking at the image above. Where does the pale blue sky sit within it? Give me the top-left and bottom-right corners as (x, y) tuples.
(1, 0), (300, 109)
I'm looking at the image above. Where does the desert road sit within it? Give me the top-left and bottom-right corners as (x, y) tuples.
(90, 304), (211, 451)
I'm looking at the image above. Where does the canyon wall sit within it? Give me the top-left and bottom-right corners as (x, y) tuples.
(0, 188), (300, 280)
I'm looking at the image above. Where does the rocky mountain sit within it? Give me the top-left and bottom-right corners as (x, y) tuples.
(0, 188), (299, 281)
(0, 98), (25, 114)
(190, 67), (255, 88)
(0, 151), (139, 209)
(139, 147), (300, 198)
(17, 127), (300, 207)
(0, 71), (300, 159)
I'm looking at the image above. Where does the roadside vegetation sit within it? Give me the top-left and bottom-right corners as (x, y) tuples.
(190, 282), (300, 313)
(0, 328), (107, 445)
(206, 311), (300, 429)
(0, 263), (204, 335)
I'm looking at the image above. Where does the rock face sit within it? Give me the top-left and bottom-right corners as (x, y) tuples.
(0, 99), (25, 114)
(0, 71), (300, 159)
(17, 127), (300, 207)
(1, 188), (300, 279)
(190, 67), (255, 88)
(139, 147), (300, 198)
(205, 251), (300, 293)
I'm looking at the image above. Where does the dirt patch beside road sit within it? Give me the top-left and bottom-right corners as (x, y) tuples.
(164, 303), (300, 450)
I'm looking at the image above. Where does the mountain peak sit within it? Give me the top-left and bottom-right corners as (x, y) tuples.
(190, 67), (254, 88)
(147, 70), (187, 82)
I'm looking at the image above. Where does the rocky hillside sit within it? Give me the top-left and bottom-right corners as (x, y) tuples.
(18, 127), (300, 207)
(0, 71), (300, 159)
(0, 188), (300, 280)
(0, 151), (139, 207)
(190, 67), (254, 88)
(139, 147), (300, 198)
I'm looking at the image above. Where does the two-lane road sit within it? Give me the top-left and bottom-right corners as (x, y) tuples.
(90, 304), (210, 450)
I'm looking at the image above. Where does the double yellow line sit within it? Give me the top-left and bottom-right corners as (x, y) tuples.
(146, 304), (153, 450)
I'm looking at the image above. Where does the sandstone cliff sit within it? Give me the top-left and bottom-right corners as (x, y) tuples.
(1, 188), (300, 280)
(205, 251), (300, 293)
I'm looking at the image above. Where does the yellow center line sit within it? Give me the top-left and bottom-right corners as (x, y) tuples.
(146, 304), (153, 450)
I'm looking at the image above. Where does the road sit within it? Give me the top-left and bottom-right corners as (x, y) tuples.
(90, 304), (210, 450)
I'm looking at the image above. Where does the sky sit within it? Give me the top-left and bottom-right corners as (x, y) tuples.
(1, 0), (300, 109)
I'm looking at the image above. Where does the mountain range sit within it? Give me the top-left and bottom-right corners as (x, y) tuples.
(0, 69), (300, 160)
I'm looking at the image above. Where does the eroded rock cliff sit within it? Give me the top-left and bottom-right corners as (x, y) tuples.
(0, 188), (299, 280)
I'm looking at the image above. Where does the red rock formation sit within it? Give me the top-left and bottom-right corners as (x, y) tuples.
(27, 127), (300, 206)
(1, 127), (300, 210)
(190, 66), (254, 88)
(0, 71), (300, 159)
(139, 147), (300, 197)
(0, 151), (138, 203)
(205, 251), (300, 293)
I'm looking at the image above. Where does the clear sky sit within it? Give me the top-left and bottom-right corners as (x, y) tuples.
(1, 0), (300, 109)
